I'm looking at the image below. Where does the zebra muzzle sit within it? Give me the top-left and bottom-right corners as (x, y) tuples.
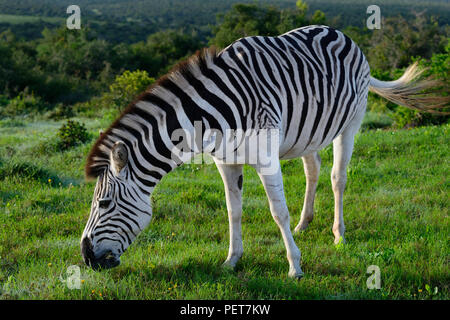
(81, 237), (120, 270)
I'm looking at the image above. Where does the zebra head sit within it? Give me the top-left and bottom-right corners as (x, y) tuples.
(81, 141), (152, 270)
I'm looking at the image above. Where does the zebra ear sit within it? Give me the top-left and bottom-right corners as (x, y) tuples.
(111, 141), (128, 174)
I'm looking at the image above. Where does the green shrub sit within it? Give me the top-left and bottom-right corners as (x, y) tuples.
(56, 120), (90, 150)
(0, 95), (9, 107)
(392, 44), (449, 128)
(45, 103), (74, 120)
(367, 93), (393, 114)
(30, 136), (60, 156)
(0, 118), (26, 128)
(392, 107), (419, 128)
(370, 47), (449, 128)
(75, 69), (155, 117)
(361, 111), (394, 131)
(0, 91), (49, 117)
(108, 70), (155, 111)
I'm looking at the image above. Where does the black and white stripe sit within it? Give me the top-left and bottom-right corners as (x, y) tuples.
(87, 26), (370, 178)
(82, 25), (440, 273)
(81, 25), (370, 269)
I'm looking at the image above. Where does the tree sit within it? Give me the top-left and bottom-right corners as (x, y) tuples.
(210, 2), (326, 49)
(367, 13), (448, 71)
(211, 4), (281, 48)
(0, 30), (41, 97)
(109, 70), (155, 110)
(125, 30), (203, 77)
(36, 27), (111, 80)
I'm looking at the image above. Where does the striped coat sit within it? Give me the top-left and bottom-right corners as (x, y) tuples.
(81, 26), (447, 277)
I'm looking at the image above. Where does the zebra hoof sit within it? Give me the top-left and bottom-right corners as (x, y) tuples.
(222, 261), (237, 271)
(294, 221), (309, 233)
(288, 269), (304, 279)
(294, 216), (313, 233)
(334, 236), (346, 246)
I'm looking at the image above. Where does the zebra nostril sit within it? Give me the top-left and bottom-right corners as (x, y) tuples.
(80, 237), (121, 270)
(81, 237), (95, 265)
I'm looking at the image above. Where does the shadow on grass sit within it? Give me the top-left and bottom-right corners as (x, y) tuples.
(99, 255), (330, 299)
(0, 190), (22, 203)
(78, 249), (446, 299)
(0, 158), (65, 187)
(113, 257), (225, 283)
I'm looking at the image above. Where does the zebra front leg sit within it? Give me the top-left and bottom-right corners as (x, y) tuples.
(215, 163), (244, 268)
(255, 163), (303, 278)
(295, 152), (321, 233)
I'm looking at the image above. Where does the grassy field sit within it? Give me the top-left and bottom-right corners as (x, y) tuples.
(0, 116), (448, 300)
(0, 14), (64, 25)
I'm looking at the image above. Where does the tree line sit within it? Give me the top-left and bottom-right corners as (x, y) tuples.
(0, 1), (448, 126)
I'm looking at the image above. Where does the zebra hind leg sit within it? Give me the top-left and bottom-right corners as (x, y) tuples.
(215, 162), (244, 269)
(254, 162), (303, 279)
(330, 107), (366, 244)
(294, 152), (321, 233)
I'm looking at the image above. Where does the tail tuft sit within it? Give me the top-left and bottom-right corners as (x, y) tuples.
(369, 62), (449, 115)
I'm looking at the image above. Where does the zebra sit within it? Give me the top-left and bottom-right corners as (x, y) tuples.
(81, 25), (447, 277)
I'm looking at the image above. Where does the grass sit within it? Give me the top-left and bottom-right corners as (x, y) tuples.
(360, 111), (393, 131)
(0, 115), (448, 300)
(0, 14), (64, 25)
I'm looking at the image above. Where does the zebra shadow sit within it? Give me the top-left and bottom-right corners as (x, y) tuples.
(115, 255), (285, 280)
(116, 257), (227, 284)
(116, 254), (298, 282)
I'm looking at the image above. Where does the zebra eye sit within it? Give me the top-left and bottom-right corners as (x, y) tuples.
(98, 198), (112, 209)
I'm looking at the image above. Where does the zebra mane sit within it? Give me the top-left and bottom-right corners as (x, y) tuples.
(85, 46), (220, 180)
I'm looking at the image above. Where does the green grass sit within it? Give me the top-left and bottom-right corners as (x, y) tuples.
(0, 14), (64, 25)
(0, 117), (448, 300)
(360, 111), (394, 131)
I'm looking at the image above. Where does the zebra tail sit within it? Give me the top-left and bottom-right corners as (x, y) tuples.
(369, 61), (450, 115)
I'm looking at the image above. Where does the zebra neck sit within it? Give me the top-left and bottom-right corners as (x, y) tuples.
(121, 51), (245, 193)
(126, 96), (209, 195)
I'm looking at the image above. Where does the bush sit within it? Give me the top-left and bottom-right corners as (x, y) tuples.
(0, 94), (9, 107)
(0, 119), (26, 128)
(391, 49), (449, 128)
(75, 69), (155, 117)
(361, 111), (394, 131)
(56, 120), (90, 150)
(0, 91), (49, 117)
(45, 103), (74, 120)
(109, 70), (155, 111)
(369, 45), (449, 128)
